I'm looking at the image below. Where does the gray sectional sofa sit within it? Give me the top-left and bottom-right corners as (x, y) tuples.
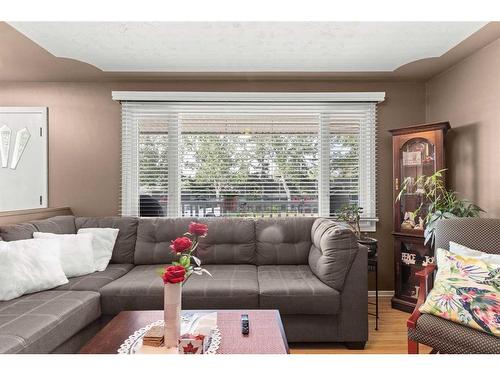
(0, 215), (368, 353)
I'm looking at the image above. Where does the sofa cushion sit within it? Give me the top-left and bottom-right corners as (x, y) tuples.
(0, 238), (68, 301)
(32, 232), (95, 278)
(99, 264), (164, 315)
(0, 222), (38, 241)
(408, 313), (500, 354)
(99, 264), (259, 315)
(255, 217), (315, 265)
(134, 218), (193, 265)
(31, 215), (77, 234)
(419, 248), (500, 337)
(258, 265), (340, 315)
(0, 290), (100, 354)
(182, 264), (259, 309)
(308, 218), (359, 291)
(75, 217), (138, 264)
(54, 264), (134, 292)
(197, 218), (256, 264)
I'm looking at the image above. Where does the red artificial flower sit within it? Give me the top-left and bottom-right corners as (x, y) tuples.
(162, 265), (186, 284)
(170, 237), (192, 254)
(188, 222), (208, 237)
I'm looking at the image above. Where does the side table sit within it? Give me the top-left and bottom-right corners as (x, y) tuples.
(359, 237), (379, 331)
(368, 255), (379, 330)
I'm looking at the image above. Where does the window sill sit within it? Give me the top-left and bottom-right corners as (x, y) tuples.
(360, 219), (378, 233)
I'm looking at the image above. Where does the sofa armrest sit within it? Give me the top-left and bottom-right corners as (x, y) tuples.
(336, 243), (368, 342)
(309, 218), (360, 291)
(407, 264), (436, 329)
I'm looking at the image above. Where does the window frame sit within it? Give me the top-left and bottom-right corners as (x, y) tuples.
(116, 92), (384, 231)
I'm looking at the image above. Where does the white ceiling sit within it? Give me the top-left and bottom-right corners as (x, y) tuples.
(9, 22), (487, 72)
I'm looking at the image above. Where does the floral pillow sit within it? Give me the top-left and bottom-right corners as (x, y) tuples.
(419, 248), (500, 337)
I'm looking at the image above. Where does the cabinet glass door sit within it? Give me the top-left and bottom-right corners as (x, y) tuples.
(398, 138), (436, 233)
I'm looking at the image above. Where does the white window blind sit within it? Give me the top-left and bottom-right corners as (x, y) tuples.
(321, 103), (377, 223)
(181, 112), (319, 217)
(120, 97), (379, 229)
(121, 103), (180, 217)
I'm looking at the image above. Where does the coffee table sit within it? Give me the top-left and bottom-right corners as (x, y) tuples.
(80, 309), (289, 354)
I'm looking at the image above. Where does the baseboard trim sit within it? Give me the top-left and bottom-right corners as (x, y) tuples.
(368, 290), (394, 297)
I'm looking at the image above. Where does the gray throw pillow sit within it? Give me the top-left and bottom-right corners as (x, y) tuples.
(0, 222), (38, 241)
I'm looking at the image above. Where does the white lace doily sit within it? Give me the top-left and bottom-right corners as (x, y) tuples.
(117, 318), (221, 355)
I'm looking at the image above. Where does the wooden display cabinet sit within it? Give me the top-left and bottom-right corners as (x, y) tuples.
(389, 122), (450, 312)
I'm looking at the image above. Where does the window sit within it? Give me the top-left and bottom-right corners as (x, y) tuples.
(118, 92), (382, 230)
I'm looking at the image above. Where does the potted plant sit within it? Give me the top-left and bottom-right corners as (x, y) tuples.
(396, 169), (484, 246)
(335, 204), (378, 257)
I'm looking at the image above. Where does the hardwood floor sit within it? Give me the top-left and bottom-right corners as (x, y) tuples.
(289, 297), (431, 354)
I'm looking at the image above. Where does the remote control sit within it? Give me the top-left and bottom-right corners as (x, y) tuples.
(241, 314), (249, 335)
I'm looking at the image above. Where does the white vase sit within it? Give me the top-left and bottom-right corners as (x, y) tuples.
(164, 282), (182, 349)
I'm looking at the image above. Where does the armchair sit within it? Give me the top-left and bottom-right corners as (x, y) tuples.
(407, 264), (436, 354)
(406, 218), (500, 354)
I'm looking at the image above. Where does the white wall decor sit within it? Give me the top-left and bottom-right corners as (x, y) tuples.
(0, 125), (11, 168)
(10, 127), (31, 169)
(0, 107), (48, 211)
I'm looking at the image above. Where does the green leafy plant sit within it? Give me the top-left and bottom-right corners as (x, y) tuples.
(335, 204), (363, 238)
(396, 169), (484, 246)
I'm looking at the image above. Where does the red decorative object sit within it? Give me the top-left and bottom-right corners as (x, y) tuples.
(178, 333), (205, 354)
(188, 222), (209, 237)
(169, 237), (193, 254)
(181, 342), (199, 354)
(161, 265), (186, 284)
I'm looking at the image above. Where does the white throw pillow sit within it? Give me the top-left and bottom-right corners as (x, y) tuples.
(0, 239), (68, 301)
(33, 232), (95, 277)
(77, 228), (119, 271)
(449, 241), (500, 266)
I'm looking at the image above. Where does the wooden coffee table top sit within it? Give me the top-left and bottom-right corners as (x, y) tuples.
(80, 309), (289, 354)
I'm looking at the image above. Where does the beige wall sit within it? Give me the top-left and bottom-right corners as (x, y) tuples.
(0, 83), (122, 217)
(0, 80), (426, 290)
(426, 37), (500, 218)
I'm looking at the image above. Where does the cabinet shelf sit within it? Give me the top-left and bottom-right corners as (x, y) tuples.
(400, 228), (424, 235)
(402, 161), (434, 167)
(391, 231), (424, 238)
